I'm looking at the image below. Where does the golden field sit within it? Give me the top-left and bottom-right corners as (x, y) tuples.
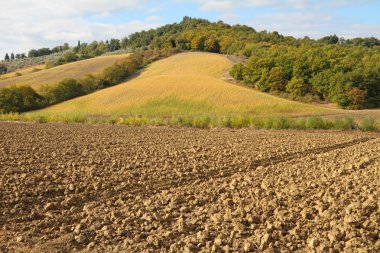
(0, 65), (46, 80)
(33, 52), (332, 117)
(0, 54), (130, 91)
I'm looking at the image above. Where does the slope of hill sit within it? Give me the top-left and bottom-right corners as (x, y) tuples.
(0, 65), (46, 80)
(0, 54), (130, 91)
(32, 52), (331, 118)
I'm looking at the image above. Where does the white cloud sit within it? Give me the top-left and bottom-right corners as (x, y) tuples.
(1, 0), (379, 58)
(145, 16), (162, 22)
(200, 1), (233, 11)
(249, 11), (380, 39)
(0, 0), (160, 57)
(182, 0), (380, 38)
(249, 12), (334, 38)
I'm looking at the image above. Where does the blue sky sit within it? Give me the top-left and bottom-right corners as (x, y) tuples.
(1, 0), (380, 57)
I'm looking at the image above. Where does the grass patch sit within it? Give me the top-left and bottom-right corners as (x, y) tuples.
(359, 117), (380, 132)
(2, 113), (378, 132)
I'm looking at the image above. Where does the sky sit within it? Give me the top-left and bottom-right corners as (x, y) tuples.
(1, 0), (380, 57)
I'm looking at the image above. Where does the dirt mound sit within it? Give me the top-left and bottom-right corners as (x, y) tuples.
(0, 122), (379, 252)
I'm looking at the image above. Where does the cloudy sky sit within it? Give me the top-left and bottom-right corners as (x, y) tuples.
(1, 0), (380, 57)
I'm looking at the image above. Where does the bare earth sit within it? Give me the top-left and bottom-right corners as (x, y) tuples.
(0, 122), (379, 252)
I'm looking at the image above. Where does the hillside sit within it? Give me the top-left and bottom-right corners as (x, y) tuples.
(0, 54), (130, 91)
(0, 64), (45, 80)
(32, 52), (331, 118)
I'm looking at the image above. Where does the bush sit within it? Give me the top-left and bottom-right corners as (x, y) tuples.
(80, 74), (105, 94)
(332, 117), (355, 130)
(44, 78), (84, 104)
(0, 86), (43, 113)
(359, 118), (377, 132)
(305, 117), (330, 129)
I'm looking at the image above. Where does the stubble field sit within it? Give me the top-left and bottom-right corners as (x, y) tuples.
(0, 122), (379, 252)
(0, 54), (130, 91)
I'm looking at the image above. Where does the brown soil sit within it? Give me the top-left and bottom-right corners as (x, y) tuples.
(0, 122), (379, 252)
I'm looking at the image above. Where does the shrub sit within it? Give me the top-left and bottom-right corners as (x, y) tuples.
(271, 116), (290, 129)
(80, 74), (105, 94)
(0, 86), (43, 113)
(359, 118), (377, 132)
(44, 78), (84, 104)
(192, 116), (211, 128)
(305, 117), (330, 129)
(332, 117), (355, 130)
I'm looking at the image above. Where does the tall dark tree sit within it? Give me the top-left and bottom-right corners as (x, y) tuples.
(108, 39), (121, 51)
(0, 65), (7, 74)
(4, 53), (10, 61)
(10, 53), (15, 60)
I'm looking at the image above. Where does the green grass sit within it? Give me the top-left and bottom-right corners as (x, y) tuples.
(358, 117), (379, 132)
(1, 113), (379, 132)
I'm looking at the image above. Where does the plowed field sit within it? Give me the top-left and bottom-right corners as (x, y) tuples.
(0, 122), (379, 252)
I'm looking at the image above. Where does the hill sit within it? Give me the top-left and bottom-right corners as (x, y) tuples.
(32, 52), (331, 118)
(2, 17), (379, 111)
(0, 54), (130, 91)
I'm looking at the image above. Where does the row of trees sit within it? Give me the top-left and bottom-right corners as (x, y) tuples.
(2, 43), (71, 63)
(0, 49), (179, 113)
(28, 43), (70, 58)
(4, 53), (27, 61)
(73, 38), (126, 57)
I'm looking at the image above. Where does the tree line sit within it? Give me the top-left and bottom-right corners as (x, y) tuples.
(230, 44), (380, 109)
(0, 49), (179, 113)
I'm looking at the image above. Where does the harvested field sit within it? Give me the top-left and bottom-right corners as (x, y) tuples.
(0, 122), (379, 252)
(0, 54), (130, 91)
(35, 53), (330, 117)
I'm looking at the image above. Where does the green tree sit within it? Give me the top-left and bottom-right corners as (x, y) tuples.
(268, 67), (287, 91)
(0, 86), (43, 113)
(121, 37), (129, 49)
(191, 36), (205, 51)
(255, 68), (270, 91)
(286, 77), (308, 97)
(230, 63), (244, 80)
(0, 65), (7, 74)
(63, 52), (79, 63)
(46, 79), (84, 104)
(204, 38), (220, 53)
(108, 39), (121, 51)
(347, 87), (367, 109)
